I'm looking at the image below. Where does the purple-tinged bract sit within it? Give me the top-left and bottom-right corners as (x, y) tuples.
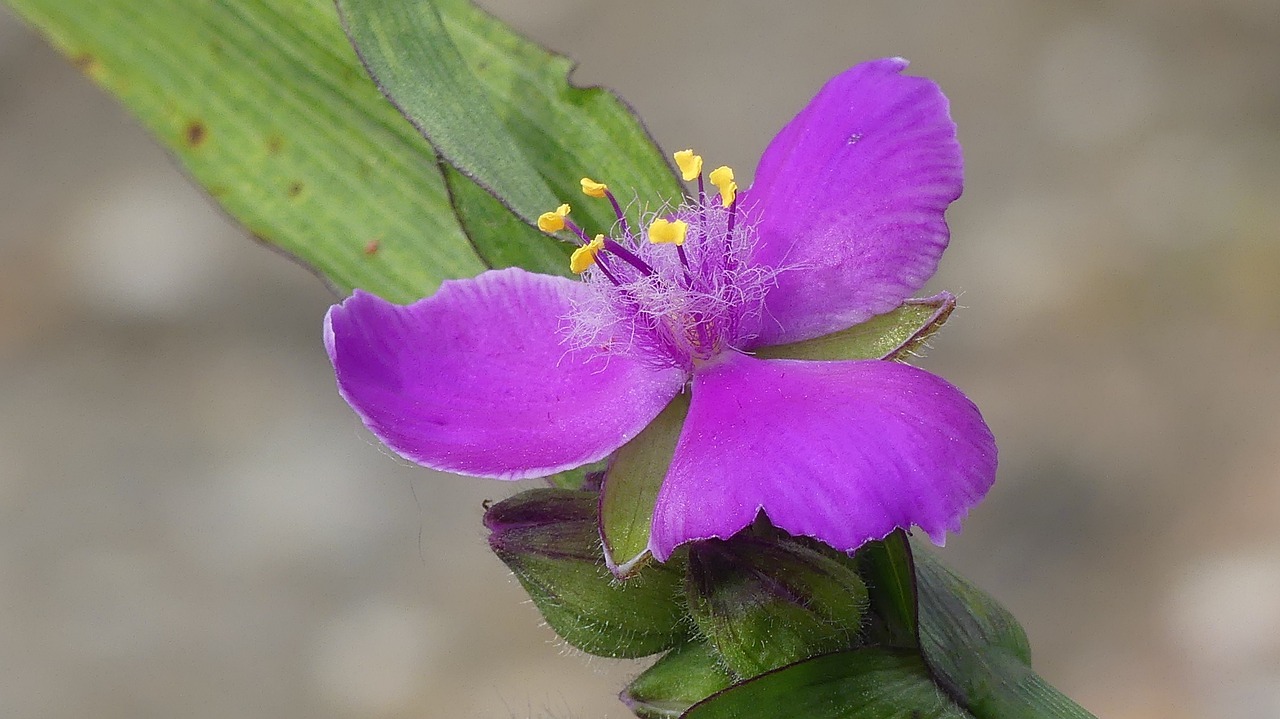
(325, 58), (997, 562)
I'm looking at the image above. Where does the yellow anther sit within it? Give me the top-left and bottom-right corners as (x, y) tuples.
(570, 235), (606, 274)
(537, 203), (572, 233)
(580, 177), (608, 198)
(709, 166), (737, 207)
(537, 213), (563, 232)
(673, 150), (703, 182)
(648, 218), (688, 246)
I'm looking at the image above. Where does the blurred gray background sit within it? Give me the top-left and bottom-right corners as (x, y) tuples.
(3, 1), (1279, 717)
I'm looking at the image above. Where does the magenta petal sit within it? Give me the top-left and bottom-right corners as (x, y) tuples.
(325, 268), (686, 479)
(743, 58), (964, 346)
(648, 352), (995, 560)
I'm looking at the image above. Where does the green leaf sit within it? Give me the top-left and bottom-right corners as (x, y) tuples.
(756, 293), (956, 362)
(683, 649), (972, 719)
(484, 488), (691, 658)
(686, 534), (869, 678)
(337, 0), (685, 240)
(622, 642), (736, 719)
(337, 0), (556, 220)
(600, 394), (690, 577)
(441, 160), (573, 276)
(8, 0), (487, 303)
(913, 544), (1097, 719)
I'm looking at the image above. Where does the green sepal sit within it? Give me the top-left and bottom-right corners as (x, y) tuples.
(542, 460), (607, 491)
(686, 531), (869, 678)
(682, 648), (971, 719)
(484, 488), (691, 658)
(756, 292), (956, 362)
(600, 394), (690, 578)
(621, 641), (736, 719)
(913, 543), (1097, 719)
(857, 530), (919, 649)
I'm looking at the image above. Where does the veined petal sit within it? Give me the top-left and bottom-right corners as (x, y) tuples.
(325, 268), (686, 479)
(742, 58), (963, 346)
(648, 352), (995, 560)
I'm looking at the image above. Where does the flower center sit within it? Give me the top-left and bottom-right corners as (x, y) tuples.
(538, 150), (777, 372)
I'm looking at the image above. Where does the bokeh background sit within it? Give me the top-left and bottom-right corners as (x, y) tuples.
(3, 1), (1279, 717)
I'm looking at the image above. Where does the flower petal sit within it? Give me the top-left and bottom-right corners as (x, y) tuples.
(742, 58), (963, 346)
(648, 352), (995, 560)
(326, 268), (686, 479)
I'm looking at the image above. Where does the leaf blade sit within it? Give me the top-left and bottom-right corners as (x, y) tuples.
(338, 0), (685, 242)
(9, 0), (487, 302)
(441, 160), (573, 277)
(337, 0), (560, 222)
(913, 544), (1097, 719)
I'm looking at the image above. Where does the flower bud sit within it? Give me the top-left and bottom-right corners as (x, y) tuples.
(484, 487), (690, 658)
(686, 532), (869, 677)
(621, 641), (735, 719)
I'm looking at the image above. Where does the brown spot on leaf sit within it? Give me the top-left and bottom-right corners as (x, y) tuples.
(184, 121), (207, 148)
(71, 52), (98, 75)
(363, 239), (381, 256)
(287, 182), (304, 198)
(265, 135), (283, 155)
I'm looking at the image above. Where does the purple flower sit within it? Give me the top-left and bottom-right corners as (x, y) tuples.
(325, 58), (996, 564)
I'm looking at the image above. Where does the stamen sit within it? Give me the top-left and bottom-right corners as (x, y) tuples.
(580, 177), (608, 198)
(567, 229), (621, 285)
(709, 166), (737, 208)
(564, 148), (775, 371)
(570, 235), (605, 274)
(696, 175), (707, 246)
(648, 218), (688, 246)
(537, 203), (572, 233)
(603, 189), (633, 239)
(673, 150), (703, 182)
(581, 176), (633, 239)
(562, 218), (593, 246)
(601, 238), (656, 277)
(649, 218), (691, 276)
